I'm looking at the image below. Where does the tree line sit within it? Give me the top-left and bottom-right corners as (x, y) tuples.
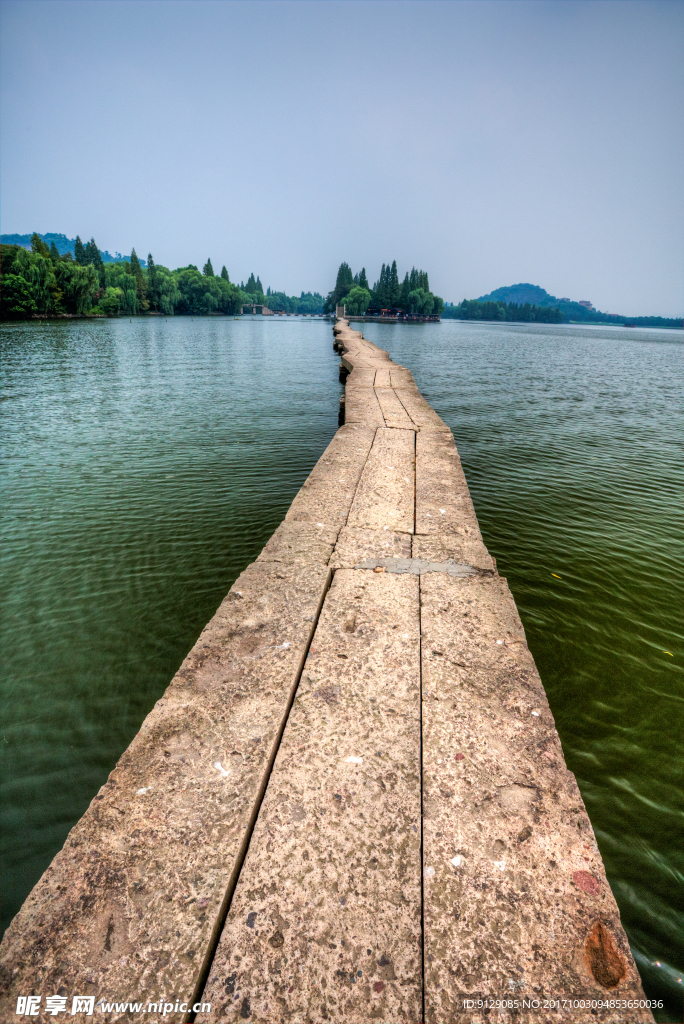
(243, 275), (324, 314)
(0, 234), (324, 319)
(442, 299), (564, 323)
(324, 261), (444, 317)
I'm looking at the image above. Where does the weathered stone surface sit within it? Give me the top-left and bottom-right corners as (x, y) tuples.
(343, 387), (386, 427)
(0, 560), (331, 1023)
(329, 526), (412, 569)
(389, 366), (416, 389)
(394, 386), (448, 429)
(420, 572), (652, 1023)
(413, 531), (494, 570)
(344, 365), (376, 385)
(348, 428), (415, 533)
(285, 425), (375, 526)
(374, 367), (392, 387)
(198, 570), (422, 1024)
(416, 427), (480, 535)
(257, 521), (340, 565)
(374, 385), (416, 430)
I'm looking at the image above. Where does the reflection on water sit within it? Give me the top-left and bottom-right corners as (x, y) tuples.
(0, 316), (340, 935)
(362, 319), (683, 1021)
(1, 316), (682, 1019)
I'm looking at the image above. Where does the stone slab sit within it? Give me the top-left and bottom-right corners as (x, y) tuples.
(413, 532), (493, 571)
(415, 428), (481, 535)
(198, 570), (422, 1024)
(419, 572), (653, 1023)
(374, 386), (416, 430)
(0, 560), (332, 1024)
(257, 521), (340, 566)
(329, 526), (412, 569)
(343, 387), (386, 428)
(343, 365), (376, 386)
(389, 366), (416, 389)
(348, 428), (415, 533)
(374, 367), (392, 388)
(394, 387), (448, 429)
(285, 425), (375, 526)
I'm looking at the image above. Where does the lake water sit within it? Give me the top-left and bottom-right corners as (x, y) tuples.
(1, 316), (681, 1019)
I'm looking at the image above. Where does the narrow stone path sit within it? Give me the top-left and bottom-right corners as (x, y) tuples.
(0, 321), (652, 1023)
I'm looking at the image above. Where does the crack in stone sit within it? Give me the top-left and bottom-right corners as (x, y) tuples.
(354, 557), (478, 577)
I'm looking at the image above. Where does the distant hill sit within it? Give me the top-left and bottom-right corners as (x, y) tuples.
(444, 281), (682, 328)
(0, 232), (143, 266)
(474, 282), (597, 320)
(477, 283), (561, 307)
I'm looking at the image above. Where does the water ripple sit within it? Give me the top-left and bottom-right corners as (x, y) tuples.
(363, 319), (684, 1021)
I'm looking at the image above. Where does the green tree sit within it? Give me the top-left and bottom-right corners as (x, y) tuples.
(30, 233), (51, 258)
(119, 274), (139, 315)
(407, 288), (434, 315)
(343, 286), (371, 315)
(74, 236), (86, 265)
(49, 241), (60, 261)
(147, 253), (160, 311)
(358, 267), (369, 290)
(153, 265), (181, 314)
(326, 262), (354, 311)
(84, 238), (105, 288)
(99, 287), (123, 317)
(372, 261), (401, 307)
(55, 262), (99, 314)
(130, 249), (148, 310)
(372, 263), (388, 306)
(11, 247), (56, 314)
(1, 274), (38, 317)
(203, 258), (214, 277)
(399, 273), (410, 309)
(220, 266), (229, 281)
(388, 260), (400, 306)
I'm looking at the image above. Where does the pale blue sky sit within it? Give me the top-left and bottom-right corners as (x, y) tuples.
(1, 0), (682, 315)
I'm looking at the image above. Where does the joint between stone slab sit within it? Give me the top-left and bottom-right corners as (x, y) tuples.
(394, 386), (421, 429)
(417, 547), (426, 1024)
(185, 567), (334, 1022)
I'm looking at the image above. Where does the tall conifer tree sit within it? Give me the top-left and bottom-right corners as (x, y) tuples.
(74, 236), (86, 264)
(203, 258), (214, 277)
(147, 254), (159, 311)
(399, 273), (410, 308)
(130, 249), (148, 308)
(389, 261), (400, 305)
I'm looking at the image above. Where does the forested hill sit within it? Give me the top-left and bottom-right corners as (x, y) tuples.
(0, 233), (323, 319)
(0, 232), (136, 265)
(478, 283), (559, 306)
(444, 282), (682, 328)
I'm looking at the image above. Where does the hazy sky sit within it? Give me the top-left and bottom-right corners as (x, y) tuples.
(1, 0), (682, 315)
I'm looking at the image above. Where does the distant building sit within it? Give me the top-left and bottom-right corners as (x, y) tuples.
(579, 300), (594, 310)
(242, 304), (274, 315)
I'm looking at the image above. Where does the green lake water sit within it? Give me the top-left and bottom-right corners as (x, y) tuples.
(1, 316), (682, 1019)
